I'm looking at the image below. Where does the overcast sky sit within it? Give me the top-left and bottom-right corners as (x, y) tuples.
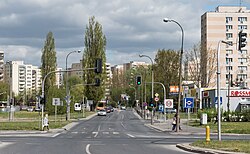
(1, 0), (250, 68)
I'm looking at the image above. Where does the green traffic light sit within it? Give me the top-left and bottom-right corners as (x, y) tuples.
(138, 82), (141, 85)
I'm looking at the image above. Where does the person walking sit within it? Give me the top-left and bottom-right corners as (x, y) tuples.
(172, 114), (177, 131)
(172, 114), (182, 131)
(43, 114), (49, 131)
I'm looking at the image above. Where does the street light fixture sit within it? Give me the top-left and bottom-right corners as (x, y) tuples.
(163, 18), (184, 132)
(66, 50), (81, 121)
(139, 54), (154, 125)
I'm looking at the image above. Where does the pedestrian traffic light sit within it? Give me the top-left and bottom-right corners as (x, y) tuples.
(238, 31), (247, 51)
(95, 58), (102, 74)
(95, 78), (101, 86)
(136, 76), (142, 86)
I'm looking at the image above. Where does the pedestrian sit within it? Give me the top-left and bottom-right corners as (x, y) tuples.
(43, 114), (49, 131)
(172, 114), (182, 131)
(172, 114), (177, 131)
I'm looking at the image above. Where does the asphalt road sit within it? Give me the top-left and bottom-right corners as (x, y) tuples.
(1, 108), (247, 154)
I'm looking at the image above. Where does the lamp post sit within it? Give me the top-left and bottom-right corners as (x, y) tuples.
(139, 54), (154, 125)
(163, 18), (184, 132)
(66, 50), (81, 121)
(217, 40), (231, 141)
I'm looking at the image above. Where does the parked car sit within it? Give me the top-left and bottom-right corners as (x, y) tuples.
(97, 109), (107, 116)
(27, 107), (34, 112)
(106, 107), (111, 113)
(165, 108), (177, 113)
(121, 106), (126, 110)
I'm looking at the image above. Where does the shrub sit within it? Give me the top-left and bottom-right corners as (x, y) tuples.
(198, 108), (217, 122)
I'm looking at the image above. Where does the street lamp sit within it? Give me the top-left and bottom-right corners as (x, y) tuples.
(217, 40), (231, 141)
(66, 50), (81, 121)
(139, 54), (154, 125)
(163, 18), (184, 132)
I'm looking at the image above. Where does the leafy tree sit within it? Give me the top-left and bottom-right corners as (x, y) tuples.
(41, 31), (57, 110)
(154, 49), (179, 98)
(0, 81), (9, 101)
(82, 16), (107, 110)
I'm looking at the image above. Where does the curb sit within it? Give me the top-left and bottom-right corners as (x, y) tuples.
(176, 143), (247, 154)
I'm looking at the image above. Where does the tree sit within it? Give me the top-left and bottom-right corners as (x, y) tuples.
(200, 46), (217, 88)
(0, 81), (9, 101)
(154, 49), (180, 98)
(82, 16), (107, 110)
(41, 31), (57, 109)
(184, 43), (201, 87)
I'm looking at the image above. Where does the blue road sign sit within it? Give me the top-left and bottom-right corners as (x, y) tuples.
(184, 97), (194, 108)
(158, 104), (164, 112)
(215, 97), (222, 104)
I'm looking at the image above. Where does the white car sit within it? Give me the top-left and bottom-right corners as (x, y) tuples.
(121, 106), (126, 110)
(97, 109), (107, 116)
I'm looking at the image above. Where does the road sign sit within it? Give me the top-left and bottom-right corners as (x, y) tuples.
(155, 93), (159, 97)
(164, 99), (173, 108)
(52, 98), (61, 106)
(184, 97), (194, 108)
(154, 97), (159, 102)
(215, 97), (222, 104)
(158, 104), (164, 112)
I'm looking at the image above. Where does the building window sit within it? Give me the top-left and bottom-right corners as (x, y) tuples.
(226, 33), (233, 39)
(226, 25), (233, 31)
(238, 66), (247, 71)
(226, 66), (233, 71)
(226, 74), (233, 80)
(238, 25), (247, 30)
(226, 41), (233, 48)
(226, 49), (233, 55)
(226, 17), (232, 23)
(238, 58), (247, 63)
(238, 17), (247, 22)
(238, 50), (247, 55)
(237, 74), (247, 80)
(226, 58), (233, 64)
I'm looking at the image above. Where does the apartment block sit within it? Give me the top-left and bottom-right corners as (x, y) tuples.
(4, 61), (42, 96)
(201, 6), (250, 89)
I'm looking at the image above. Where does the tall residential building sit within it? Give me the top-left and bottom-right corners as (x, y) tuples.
(0, 51), (4, 81)
(4, 61), (42, 96)
(201, 6), (250, 89)
(56, 68), (63, 88)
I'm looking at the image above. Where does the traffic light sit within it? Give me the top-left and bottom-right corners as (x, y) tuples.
(95, 58), (102, 74)
(40, 97), (45, 104)
(95, 78), (101, 86)
(136, 76), (142, 86)
(238, 31), (247, 51)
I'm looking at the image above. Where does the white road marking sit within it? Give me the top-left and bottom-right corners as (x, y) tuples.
(86, 144), (91, 154)
(0, 142), (13, 148)
(98, 125), (101, 131)
(121, 122), (126, 129)
(93, 132), (98, 138)
(52, 133), (60, 137)
(103, 132), (109, 134)
(71, 132), (78, 134)
(127, 134), (135, 138)
(113, 132), (119, 135)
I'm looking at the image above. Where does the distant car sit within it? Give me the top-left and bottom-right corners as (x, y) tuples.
(165, 108), (177, 113)
(121, 106), (126, 110)
(27, 107), (34, 112)
(97, 109), (107, 116)
(106, 107), (111, 113)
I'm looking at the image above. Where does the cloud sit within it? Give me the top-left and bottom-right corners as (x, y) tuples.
(0, 0), (248, 67)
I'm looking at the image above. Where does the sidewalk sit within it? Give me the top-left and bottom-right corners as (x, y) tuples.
(0, 112), (97, 135)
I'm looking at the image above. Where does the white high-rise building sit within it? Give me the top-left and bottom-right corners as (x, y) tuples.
(0, 51), (4, 81)
(4, 61), (42, 96)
